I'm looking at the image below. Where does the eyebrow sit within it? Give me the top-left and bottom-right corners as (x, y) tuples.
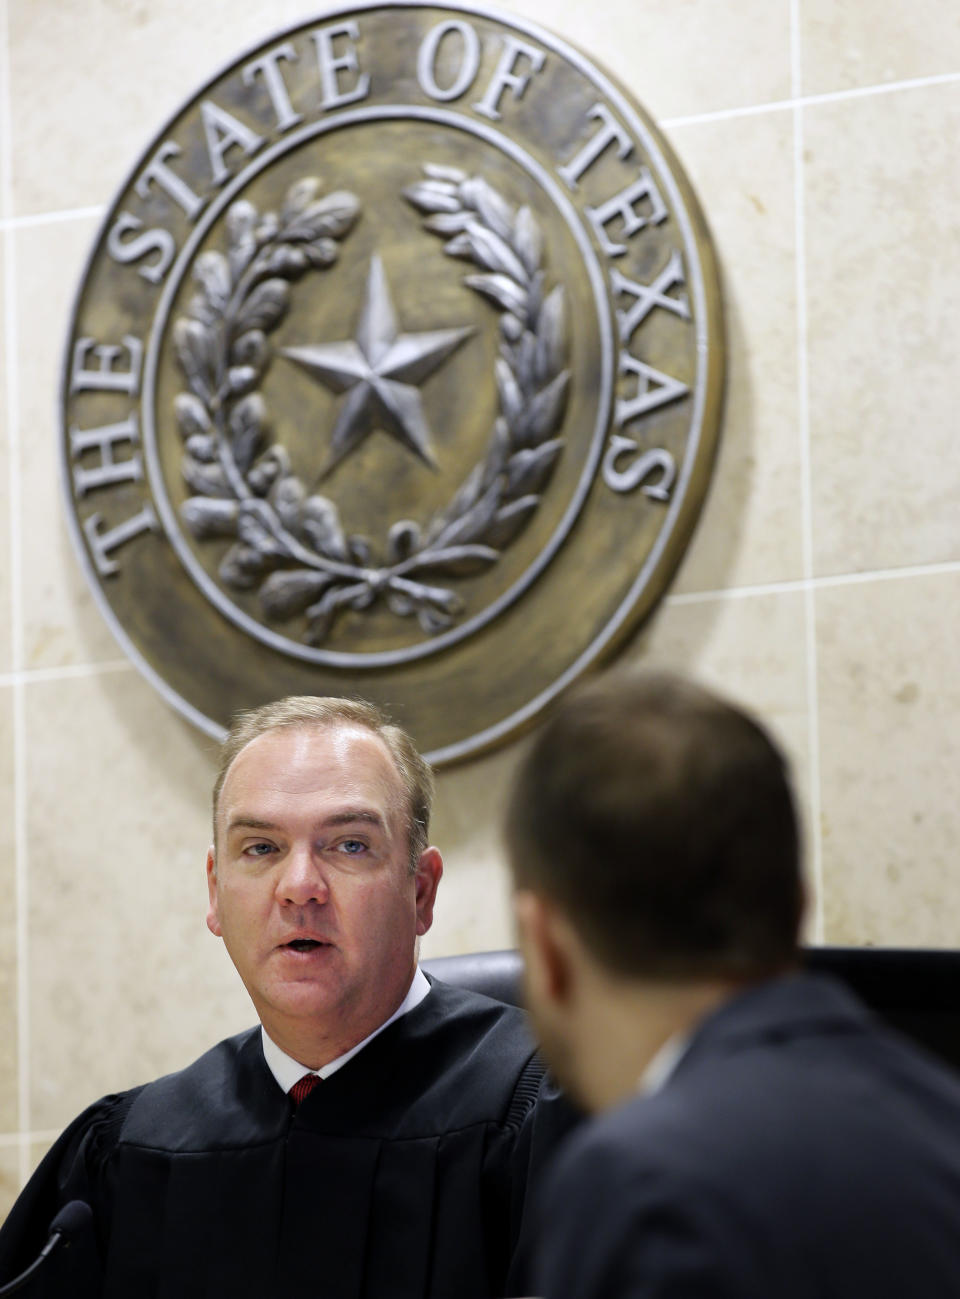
(226, 816), (280, 835)
(225, 810), (386, 836)
(318, 810), (386, 831)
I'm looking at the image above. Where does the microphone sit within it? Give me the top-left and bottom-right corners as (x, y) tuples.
(0, 1201), (94, 1296)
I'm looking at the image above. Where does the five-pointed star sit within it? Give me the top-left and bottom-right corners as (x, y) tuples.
(280, 255), (474, 479)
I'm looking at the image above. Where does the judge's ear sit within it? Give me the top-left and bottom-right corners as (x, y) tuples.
(514, 889), (575, 1011)
(414, 847), (443, 936)
(205, 846), (223, 938)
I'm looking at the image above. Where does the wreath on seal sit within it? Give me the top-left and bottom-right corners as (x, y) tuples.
(173, 165), (570, 645)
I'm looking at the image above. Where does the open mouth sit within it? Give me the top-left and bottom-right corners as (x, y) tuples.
(284, 939), (327, 953)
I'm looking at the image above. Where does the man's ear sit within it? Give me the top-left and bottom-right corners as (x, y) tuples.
(414, 847), (443, 936)
(514, 888), (573, 1008)
(205, 846), (223, 938)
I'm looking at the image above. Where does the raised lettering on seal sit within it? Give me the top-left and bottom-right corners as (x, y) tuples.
(612, 252), (690, 343)
(200, 100), (264, 186)
(473, 35), (546, 121)
(558, 104), (632, 189)
(616, 354), (689, 427)
(243, 42), (304, 132)
(70, 337), (144, 397)
(587, 170), (668, 258)
(70, 414), (143, 498)
(417, 19), (481, 101)
(603, 437), (676, 499)
(311, 21), (370, 109)
(135, 142), (205, 221)
(83, 506), (159, 579)
(107, 214), (176, 285)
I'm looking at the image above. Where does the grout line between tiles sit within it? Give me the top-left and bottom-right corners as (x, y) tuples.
(0, 203), (104, 233)
(0, 658), (136, 689)
(0, 1128), (62, 1148)
(663, 68), (960, 130)
(790, 0), (824, 945)
(815, 560), (960, 588)
(797, 68), (960, 108)
(667, 579), (809, 605)
(0, 0), (32, 1188)
(666, 559), (960, 607)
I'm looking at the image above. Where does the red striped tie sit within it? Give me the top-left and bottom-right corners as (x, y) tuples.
(289, 1074), (321, 1106)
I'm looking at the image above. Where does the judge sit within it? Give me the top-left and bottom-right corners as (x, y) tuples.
(506, 670), (960, 1299)
(0, 696), (571, 1298)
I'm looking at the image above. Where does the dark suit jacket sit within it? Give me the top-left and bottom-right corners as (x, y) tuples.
(530, 972), (960, 1298)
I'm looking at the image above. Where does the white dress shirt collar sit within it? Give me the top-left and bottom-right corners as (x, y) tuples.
(638, 1029), (691, 1097)
(261, 966), (431, 1094)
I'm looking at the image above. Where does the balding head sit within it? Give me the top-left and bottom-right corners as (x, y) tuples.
(213, 696), (434, 870)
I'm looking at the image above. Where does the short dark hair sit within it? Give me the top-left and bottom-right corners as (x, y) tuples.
(505, 671), (803, 979)
(213, 696), (434, 870)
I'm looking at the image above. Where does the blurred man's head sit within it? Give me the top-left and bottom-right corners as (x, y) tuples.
(505, 671), (804, 1108)
(207, 696), (442, 1068)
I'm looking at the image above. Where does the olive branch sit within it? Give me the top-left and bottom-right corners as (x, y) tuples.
(173, 177), (367, 605)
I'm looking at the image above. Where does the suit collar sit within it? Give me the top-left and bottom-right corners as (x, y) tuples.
(670, 971), (870, 1083)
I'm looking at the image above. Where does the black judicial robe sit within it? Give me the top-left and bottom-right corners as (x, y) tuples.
(0, 980), (573, 1298)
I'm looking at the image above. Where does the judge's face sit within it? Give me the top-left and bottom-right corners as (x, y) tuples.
(206, 723), (442, 1061)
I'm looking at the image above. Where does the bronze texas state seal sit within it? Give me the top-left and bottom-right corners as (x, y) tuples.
(60, 2), (725, 764)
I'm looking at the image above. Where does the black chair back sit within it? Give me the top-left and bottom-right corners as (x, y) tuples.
(424, 947), (960, 1071)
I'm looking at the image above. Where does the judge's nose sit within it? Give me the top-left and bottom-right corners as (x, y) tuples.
(276, 844), (330, 907)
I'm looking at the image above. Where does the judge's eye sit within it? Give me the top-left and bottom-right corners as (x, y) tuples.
(245, 841), (276, 858)
(338, 839), (367, 855)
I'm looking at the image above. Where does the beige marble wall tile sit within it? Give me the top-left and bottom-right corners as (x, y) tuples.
(800, 0), (960, 96)
(14, 217), (121, 670)
(805, 83), (960, 577)
(0, 80), (9, 226)
(0, 235), (12, 674)
(25, 671), (253, 1132)
(631, 591), (811, 812)
(7, 1), (301, 217)
(666, 112), (803, 595)
(420, 849), (515, 959)
(817, 571), (960, 948)
(423, 742), (528, 957)
(0, 689), (18, 1135)
(0, 1145), (20, 1224)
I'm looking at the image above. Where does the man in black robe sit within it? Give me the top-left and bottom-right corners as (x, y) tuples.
(0, 696), (570, 1298)
(506, 671), (960, 1299)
